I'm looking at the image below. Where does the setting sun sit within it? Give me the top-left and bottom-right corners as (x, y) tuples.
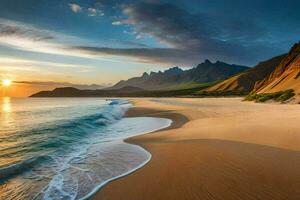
(2, 79), (12, 87)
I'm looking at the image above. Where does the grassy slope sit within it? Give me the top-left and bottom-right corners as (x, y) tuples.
(136, 81), (247, 97)
(165, 82), (216, 90)
(244, 89), (295, 103)
(132, 82), (216, 97)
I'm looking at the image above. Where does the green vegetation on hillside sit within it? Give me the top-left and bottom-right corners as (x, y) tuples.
(166, 82), (215, 90)
(138, 81), (250, 97)
(244, 89), (295, 102)
(197, 90), (248, 97)
(137, 82), (216, 97)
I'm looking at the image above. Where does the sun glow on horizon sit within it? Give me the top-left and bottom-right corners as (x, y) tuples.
(2, 79), (12, 87)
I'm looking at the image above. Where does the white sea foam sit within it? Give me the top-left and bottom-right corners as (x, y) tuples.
(41, 117), (172, 200)
(0, 98), (172, 200)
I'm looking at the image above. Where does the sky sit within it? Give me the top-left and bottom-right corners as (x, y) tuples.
(1, 0), (300, 96)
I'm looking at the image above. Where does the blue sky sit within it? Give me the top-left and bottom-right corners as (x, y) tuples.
(1, 0), (300, 95)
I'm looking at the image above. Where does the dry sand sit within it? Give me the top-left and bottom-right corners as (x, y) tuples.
(92, 98), (300, 200)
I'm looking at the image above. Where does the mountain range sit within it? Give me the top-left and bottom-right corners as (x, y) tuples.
(30, 86), (145, 97)
(110, 60), (249, 90)
(31, 41), (300, 103)
(31, 60), (249, 97)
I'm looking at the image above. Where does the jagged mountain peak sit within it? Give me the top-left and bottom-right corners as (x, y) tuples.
(110, 60), (248, 90)
(204, 59), (212, 64)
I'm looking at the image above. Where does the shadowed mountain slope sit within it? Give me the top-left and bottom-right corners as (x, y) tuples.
(205, 55), (286, 94)
(253, 42), (300, 94)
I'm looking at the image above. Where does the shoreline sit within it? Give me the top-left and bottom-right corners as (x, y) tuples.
(124, 107), (190, 141)
(81, 143), (152, 200)
(86, 104), (189, 200)
(85, 107), (187, 199)
(92, 98), (300, 200)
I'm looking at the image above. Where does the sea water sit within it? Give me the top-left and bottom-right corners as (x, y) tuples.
(0, 98), (171, 200)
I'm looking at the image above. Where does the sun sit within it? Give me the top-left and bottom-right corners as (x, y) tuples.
(2, 79), (12, 87)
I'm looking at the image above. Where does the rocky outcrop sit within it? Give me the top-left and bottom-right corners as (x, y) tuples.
(253, 42), (300, 94)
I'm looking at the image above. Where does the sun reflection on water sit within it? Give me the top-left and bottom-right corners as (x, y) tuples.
(2, 97), (11, 113)
(0, 97), (21, 169)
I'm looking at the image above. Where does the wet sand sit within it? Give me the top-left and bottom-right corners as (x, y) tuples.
(92, 98), (300, 200)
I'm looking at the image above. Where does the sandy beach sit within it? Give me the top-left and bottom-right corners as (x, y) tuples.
(92, 98), (300, 200)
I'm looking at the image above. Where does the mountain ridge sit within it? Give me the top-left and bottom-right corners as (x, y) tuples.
(30, 86), (145, 97)
(253, 42), (300, 94)
(205, 55), (286, 94)
(110, 60), (249, 90)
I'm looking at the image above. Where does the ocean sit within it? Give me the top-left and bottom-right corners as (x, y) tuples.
(0, 98), (171, 200)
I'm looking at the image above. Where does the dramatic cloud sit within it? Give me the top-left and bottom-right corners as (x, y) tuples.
(1, 1), (296, 67)
(0, 19), (103, 59)
(70, 46), (205, 65)
(0, 57), (94, 71)
(0, 19), (55, 41)
(1, 0), (299, 68)
(0, 19), (151, 65)
(74, 1), (281, 66)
